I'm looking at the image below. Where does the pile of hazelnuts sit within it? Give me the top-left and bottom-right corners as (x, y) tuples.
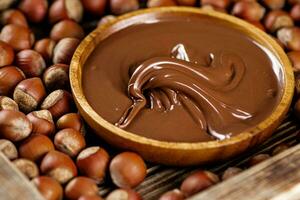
(1, 0), (300, 200)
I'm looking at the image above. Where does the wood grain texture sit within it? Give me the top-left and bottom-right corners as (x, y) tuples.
(190, 143), (300, 200)
(0, 153), (43, 200)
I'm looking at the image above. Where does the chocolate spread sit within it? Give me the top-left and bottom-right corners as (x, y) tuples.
(83, 12), (283, 142)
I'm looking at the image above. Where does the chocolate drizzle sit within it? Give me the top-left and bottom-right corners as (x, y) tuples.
(116, 45), (253, 139)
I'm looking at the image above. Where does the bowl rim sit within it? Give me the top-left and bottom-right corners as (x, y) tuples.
(70, 6), (294, 151)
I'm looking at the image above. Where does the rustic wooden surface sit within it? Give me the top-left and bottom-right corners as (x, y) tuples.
(0, 153), (43, 200)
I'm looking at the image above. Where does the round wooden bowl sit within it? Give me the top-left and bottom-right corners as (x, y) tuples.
(70, 7), (294, 166)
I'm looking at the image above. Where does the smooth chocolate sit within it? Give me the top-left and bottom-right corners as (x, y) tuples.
(83, 13), (283, 142)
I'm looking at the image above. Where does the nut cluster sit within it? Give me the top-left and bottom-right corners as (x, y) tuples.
(0, 0), (300, 200)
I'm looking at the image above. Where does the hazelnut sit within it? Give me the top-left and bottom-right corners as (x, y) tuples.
(18, 0), (48, 23)
(106, 189), (141, 200)
(0, 110), (32, 142)
(43, 64), (69, 91)
(159, 189), (185, 200)
(176, 0), (196, 6)
(277, 27), (300, 51)
(40, 150), (77, 184)
(0, 139), (18, 160)
(248, 21), (266, 32)
(201, 0), (231, 9)
(13, 158), (39, 179)
(289, 0), (300, 5)
(262, 0), (285, 10)
(0, 40), (14, 68)
(54, 128), (86, 157)
(41, 90), (74, 119)
(0, 24), (34, 51)
(76, 146), (110, 183)
(34, 38), (56, 62)
(248, 154), (271, 166)
(0, 96), (19, 111)
(97, 15), (117, 27)
(27, 110), (55, 136)
(272, 144), (289, 156)
(110, 0), (139, 15)
(65, 177), (98, 200)
(0, 66), (25, 96)
(19, 134), (55, 162)
(13, 77), (46, 113)
(264, 10), (294, 33)
(147, 0), (177, 7)
(16, 49), (46, 77)
(0, 9), (28, 27)
(50, 20), (84, 42)
(222, 167), (243, 180)
(49, 0), (83, 23)
(291, 3), (300, 22)
(78, 195), (103, 200)
(0, 0), (15, 11)
(180, 170), (219, 197)
(201, 4), (227, 13)
(81, 0), (107, 16)
(32, 176), (63, 200)
(287, 51), (300, 71)
(231, 1), (265, 22)
(109, 152), (147, 188)
(53, 37), (80, 64)
(57, 113), (84, 132)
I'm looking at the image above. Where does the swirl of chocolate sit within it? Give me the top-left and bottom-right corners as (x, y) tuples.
(116, 51), (253, 139)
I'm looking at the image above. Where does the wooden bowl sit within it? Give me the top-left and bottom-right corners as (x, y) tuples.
(70, 7), (294, 166)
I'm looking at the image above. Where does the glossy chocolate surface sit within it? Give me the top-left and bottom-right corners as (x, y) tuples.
(83, 13), (283, 142)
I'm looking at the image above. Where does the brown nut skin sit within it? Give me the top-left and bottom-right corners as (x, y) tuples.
(40, 150), (77, 184)
(180, 170), (219, 197)
(81, 0), (107, 16)
(0, 9), (28, 27)
(41, 90), (74, 119)
(50, 20), (84, 42)
(295, 71), (300, 96)
(34, 38), (56, 62)
(248, 20), (266, 32)
(289, 0), (300, 5)
(147, 0), (177, 7)
(19, 134), (55, 162)
(106, 189), (142, 200)
(287, 51), (300, 72)
(76, 146), (110, 183)
(159, 189), (184, 200)
(54, 128), (86, 157)
(18, 0), (48, 23)
(78, 195), (103, 200)
(0, 41), (14, 67)
(53, 37), (80, 64)
(43, 64), (69, 91)
(110, 0), (139, 15)
(16, 50), (46, 78)
(248, 154), (271, 166)
(176, 0), (196, 6)
(27, 110), (55, 136)
(231, 1), (265, 22)
(49, 0), (83, 23)
(201, 0), (231, 9)
(264, 10), (294, 33)
(222, 167), (243, 180)
(0, 0), (15, 11)
(262, 0), (285, 10)
(97, 15), (116, 27)
(57, 113), (83, 132)
(277, 27), (300, 51)
(0, 96), (19, 111)
(0, 110), (32, 142)
(65, 177), (98, 200)
(109, 152), (147, 188)
(291, 4), (300, 22)
(0, 24), (34, 51)
(13, 77), (46, 113)
(32, 176), (63, 200)
(13, 158), (39, 179)
(0, 66), (25, 96)
(0, 139), (18, 160)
